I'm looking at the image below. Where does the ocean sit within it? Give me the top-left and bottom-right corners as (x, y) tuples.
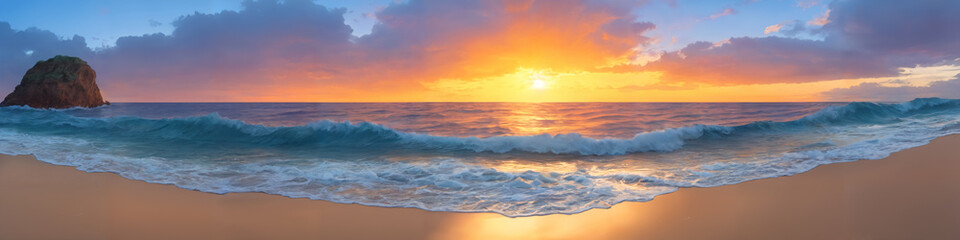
(1, 98), (959, 217)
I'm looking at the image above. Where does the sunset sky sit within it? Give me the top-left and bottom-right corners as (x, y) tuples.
(1, 0), (959, 102)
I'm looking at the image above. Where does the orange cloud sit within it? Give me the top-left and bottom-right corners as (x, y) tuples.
(352, 0), (656, 84)
(5, 0), (960, 102)
(43, 0), (657, 102)
(808, 9), (830, 26)
(763, 21), (793, 34)
(708, 8), (737, 20)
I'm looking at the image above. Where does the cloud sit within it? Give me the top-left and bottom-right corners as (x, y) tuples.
(795, 1), (819, 9)
(0, 22), (93, 95)
(823, 74), (960, 101)
(763, 20), (806, 36)
(708, 8), (737, 20)
(4, 0), (956, 101)
(358, 0), (655, 82)
(763, 21), (792, 34)
(822, 0), (960, 59)
(0, 0), (657, 101)
(643, 0), (960, 85)
(807, 9), (830, 26)
(88, 0), (356, 101)
(643, 37), (893, 85)
(148, 19), (163, 27)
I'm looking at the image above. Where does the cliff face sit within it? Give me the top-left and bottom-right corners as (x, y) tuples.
(1, 55), (108, 109)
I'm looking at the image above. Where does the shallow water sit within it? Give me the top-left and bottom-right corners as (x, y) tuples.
(2, 98), (959, 216)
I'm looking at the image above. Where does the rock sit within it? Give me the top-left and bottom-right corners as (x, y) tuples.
(1, 55), (109, 109)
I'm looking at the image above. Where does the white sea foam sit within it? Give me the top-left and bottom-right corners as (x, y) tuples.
(1, 98), (958, 216)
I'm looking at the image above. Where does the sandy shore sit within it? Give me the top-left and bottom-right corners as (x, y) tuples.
(2, 136), (960, 239)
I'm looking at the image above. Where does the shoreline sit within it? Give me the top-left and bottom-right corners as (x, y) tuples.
(3, 135), (960, 239)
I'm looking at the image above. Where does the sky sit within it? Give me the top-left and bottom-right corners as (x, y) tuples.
(1, 0), (959, 102)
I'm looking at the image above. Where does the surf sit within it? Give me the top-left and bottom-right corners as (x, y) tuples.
(1, 98), (959, 216)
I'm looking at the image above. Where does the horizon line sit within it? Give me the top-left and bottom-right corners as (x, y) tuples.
(107, 101), (858, 104)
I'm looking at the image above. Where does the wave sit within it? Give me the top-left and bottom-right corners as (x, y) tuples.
(1, 98), (958, 156)
(2, 98), (960, 216)
(798, 98), (959, 123)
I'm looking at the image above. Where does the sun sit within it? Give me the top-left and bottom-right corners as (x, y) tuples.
(531, 79), (547, 89)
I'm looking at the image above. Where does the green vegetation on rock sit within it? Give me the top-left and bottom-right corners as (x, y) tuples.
(24, 55), (86, 83)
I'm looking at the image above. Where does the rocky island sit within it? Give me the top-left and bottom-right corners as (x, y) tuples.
(1, 55), (108, 109)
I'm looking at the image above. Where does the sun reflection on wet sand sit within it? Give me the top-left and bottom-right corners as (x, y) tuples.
(429, 202), (659, 240)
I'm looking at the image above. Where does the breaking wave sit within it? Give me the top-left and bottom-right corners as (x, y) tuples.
(1, 98), (959, 216)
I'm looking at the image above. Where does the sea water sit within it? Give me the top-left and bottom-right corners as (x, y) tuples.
(2, 98), (959, 216)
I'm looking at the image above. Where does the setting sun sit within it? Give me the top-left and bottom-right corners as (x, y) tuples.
(3, 1), (960, 239)
(531, 79), (547, 89)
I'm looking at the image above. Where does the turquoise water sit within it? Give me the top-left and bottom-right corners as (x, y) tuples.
(1, 98), (959, 216)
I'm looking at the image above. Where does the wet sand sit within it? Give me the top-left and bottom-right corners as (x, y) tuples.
(2, 135), (960, 239)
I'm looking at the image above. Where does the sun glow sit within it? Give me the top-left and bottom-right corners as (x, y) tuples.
(528, 70), (551, 90)
(531, 79), (547, 89)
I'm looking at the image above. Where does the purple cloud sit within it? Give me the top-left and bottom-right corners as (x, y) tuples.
(644, 0), (960, 85)
(0, 22), (93, 95)
(823, 0), (960, 59)
(823, 74), (960, 101)
(89, 0), (356, 100)
(1, 0), (656, 101)
(644, 37), (893, 84)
